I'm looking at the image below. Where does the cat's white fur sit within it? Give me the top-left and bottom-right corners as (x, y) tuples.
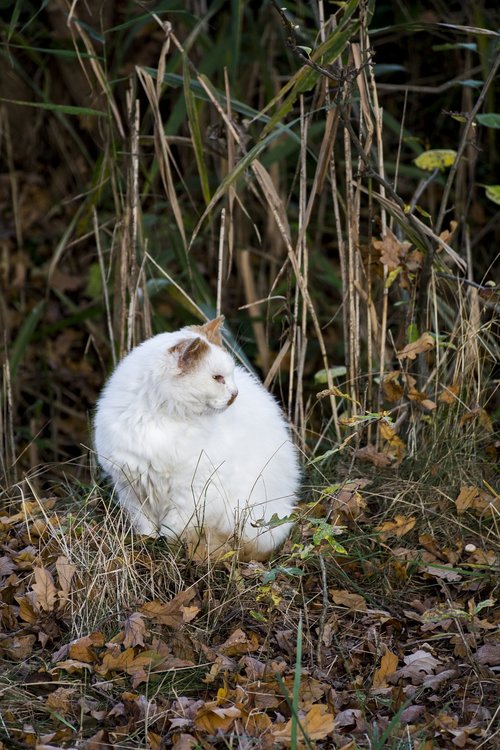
(93, 319), (300, 560)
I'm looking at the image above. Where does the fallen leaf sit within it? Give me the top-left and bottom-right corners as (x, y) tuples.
(423, 564), (462, 582)
(147, 731), (163, 750)
(55, 556), (76, 607)
(140, 588), (199, 629)
(372, 648), (399, 688)
(397, 332), (435, 360)
(273, 704), (335, 742)
(123, 613), (146, 649)
(474, 643), (500, 667)
(394, 649), (441, 684)
(68, 633), (105, 663)
(0, 634), (36, 660)
(330, 590), (367, 611)
(218, 628), (260, 656)
(194, 703), (241, 733)
(46, 687), (77, 715)
(0, 556), (16, 577)
(32, 567), (58, 612)
(172, 735), (198, 750)
(379, 422), (406, 462)
(325, 480), (369, 521)
(355, 445), (393, 468)
(455, 486), (498, 515)
(376, 515), (416, 541)
(399, 705), (426, 725)
(422, 668), (459, 689)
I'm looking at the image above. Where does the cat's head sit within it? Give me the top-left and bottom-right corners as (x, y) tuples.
(165, 319), (238, 415)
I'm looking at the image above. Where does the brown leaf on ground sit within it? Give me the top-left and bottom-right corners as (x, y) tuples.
(376, 515), (416, 541)
(355, 444), (393, 468)
(0, 556), (16, 576)
(326, 479), (369, 521)
(459, 406), (493, 432)
(16, 595), (38, 624)
(372, 648), (399, 689)
(273, 704), (335, 742)
(55, 556), (76, 607)
(217, 628), (260, 656)
(194, 703), (241, 733)
(474, 643), (500, 667)
(172, 735), (199, 750)
(455, 486), (498, 516)
(422, 564), (462, 582)
(123, 612), (146, 649)
(68, 632), (105, 663)
(393, 649), (441, 684)
(46, 687), (78, 714)
(32, 567), (58, 612)
(0, 634), (36, 660)
(397, 332), (435, 360)
(330, 590), (367, 611)
(140, 588), (199, 629)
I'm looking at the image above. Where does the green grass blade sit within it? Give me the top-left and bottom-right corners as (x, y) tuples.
(0, 98), (108, 118)
(9, 301), (45, 377)
(182, 56), (211, 206)
(189, 123), (288, 247)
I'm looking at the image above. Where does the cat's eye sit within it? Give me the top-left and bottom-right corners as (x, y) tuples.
(213, 374), (225, 384)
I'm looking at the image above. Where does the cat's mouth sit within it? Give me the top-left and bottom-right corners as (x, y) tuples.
(227, 391), (238, 407)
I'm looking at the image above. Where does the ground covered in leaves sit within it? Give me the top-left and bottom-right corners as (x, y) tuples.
(1, 471), (498, 750)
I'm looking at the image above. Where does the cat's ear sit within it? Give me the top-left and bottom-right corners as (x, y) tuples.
(196, 316), (225, 346)
(169, 337), (209, 372)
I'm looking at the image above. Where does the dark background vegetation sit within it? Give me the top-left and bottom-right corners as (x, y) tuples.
(1, 0), (498, 480)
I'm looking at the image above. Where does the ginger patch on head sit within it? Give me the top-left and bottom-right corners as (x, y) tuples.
(169, 337), (209, 372)
(190, 316), (225, 347)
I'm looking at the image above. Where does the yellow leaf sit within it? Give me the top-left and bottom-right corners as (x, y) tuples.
(485, 185), (500, 205)
(385, 266), (402, 289)
(397, 332), (435, 360)
(273, 704), (335, 741)
(379, 422), (406, 462)
(414, 149), (457, 171)
(376, 515), (416, 541)
(194, 704), (241, 733)
(372, 648), (399, 688)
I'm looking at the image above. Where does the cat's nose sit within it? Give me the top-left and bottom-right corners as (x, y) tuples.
(227, 389), (238, 407)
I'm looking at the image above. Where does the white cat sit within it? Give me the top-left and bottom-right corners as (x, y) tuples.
(93, 317), (300, 560)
